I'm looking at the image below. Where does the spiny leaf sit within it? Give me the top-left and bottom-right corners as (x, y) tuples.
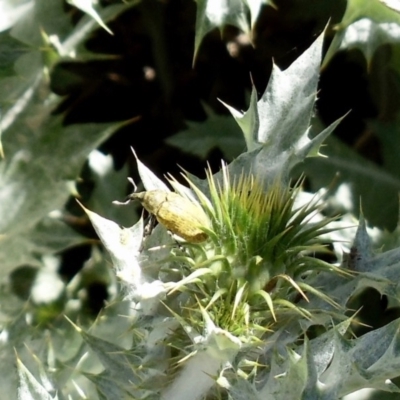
(323, 0), (400, 67)
(194, 0), (251, 62)
(67, 0), (113, 35)
(222, 31), (345, 184)
(16, 354), (56, 400)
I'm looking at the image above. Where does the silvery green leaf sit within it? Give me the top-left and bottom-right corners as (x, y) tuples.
(16, 355), (57, 400)
(222, 31), (345, 184)
(133, 148), (169, 192)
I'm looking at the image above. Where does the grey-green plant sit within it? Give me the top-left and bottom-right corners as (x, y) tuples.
(2, 1), (400, 400)
(77, 32), (400, 399)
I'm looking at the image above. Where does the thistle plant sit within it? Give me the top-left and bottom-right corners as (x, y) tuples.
(8, 13), (400, 399)
(75, 31), (400, 399)
(83, 149), (348, 400)
(168, 166), (342, 333)
(70, 32), (362, 400)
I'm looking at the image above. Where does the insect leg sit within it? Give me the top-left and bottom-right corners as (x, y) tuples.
(144, 214), (157, 238)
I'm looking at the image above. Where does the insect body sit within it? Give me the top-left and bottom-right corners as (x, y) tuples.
(128, 190), (209, 243)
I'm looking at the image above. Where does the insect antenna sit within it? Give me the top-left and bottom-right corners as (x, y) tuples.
(113, 177), (139, 205)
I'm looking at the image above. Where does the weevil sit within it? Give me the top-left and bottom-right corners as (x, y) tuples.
(127, 190), (210, 243)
